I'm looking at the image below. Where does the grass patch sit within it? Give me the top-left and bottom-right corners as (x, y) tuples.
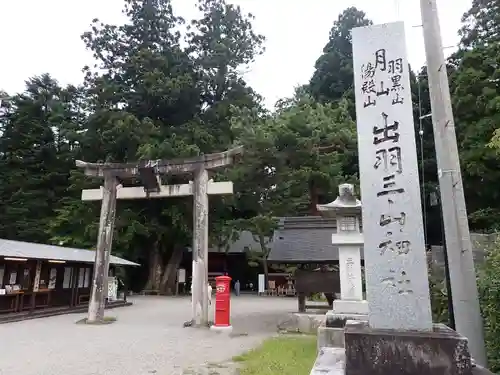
(233, 335), (317, 375)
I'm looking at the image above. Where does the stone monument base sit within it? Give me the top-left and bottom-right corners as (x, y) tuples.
(319, 303), (367, 351)
(325, 300), (368, 328)
(332, 300), (368, 315)
(344, 320), (472, 375)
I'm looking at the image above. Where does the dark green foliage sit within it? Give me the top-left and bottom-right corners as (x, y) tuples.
(450, 0), (500, 230)
(428, 272), (449, 325)
(459, 0), (500, 48)
(477, 239), (500, 372)
(309, 7), (372, 106)
(231, 93), (357, 218)
(0, 75), (81, 243)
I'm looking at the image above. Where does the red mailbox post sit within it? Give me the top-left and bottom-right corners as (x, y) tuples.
(211, 275), (232, 332)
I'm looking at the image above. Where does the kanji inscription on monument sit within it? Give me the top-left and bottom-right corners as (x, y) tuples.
(352, 22), (432, 330)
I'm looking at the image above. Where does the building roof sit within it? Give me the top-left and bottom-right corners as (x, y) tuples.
(187, 230), (263, 253)
(222, 230), (261, 253)
(188, 215), (366, 262)
(267, 216), (364, 263)
(0, 239), (139, 266)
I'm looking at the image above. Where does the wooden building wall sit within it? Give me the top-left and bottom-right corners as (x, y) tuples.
(0, 259), (99, 314)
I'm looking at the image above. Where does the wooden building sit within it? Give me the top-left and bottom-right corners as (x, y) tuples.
(267, 216), (365, 312)
(269, 216), (351, 266)
(0, 239), (138, 320)
(181, 230), (264, 291)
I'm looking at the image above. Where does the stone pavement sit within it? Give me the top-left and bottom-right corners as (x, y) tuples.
(0, 295), (296, 375)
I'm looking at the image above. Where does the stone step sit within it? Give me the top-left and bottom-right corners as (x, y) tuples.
(277, 312), (325, 334)
(317, 323), (344, 350)
(310, 347), (345, 375)
(318, 311), (368, 351)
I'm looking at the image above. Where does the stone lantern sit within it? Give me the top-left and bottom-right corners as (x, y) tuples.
(317, 183), (368, 320)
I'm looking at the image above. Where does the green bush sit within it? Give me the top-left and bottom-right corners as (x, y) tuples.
(477, 239), (500, 372)
(430, 238), (500, 372)
(308, 293), (327, 302)
(429, 272), (449, 324)
(427, 252), (450, 325)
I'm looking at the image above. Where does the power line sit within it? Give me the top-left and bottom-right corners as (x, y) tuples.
(417, 75), (427, 245)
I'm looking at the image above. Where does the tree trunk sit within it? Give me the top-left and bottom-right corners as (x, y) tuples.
(262, 257), (269, 289)
(224, 253), (228, 274)
(258, 234), (270, 289)
(144, 244), (163, 293)
(160, 244), (184, 295)
(309, 180), (320, 216)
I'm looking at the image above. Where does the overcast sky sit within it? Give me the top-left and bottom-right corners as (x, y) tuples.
(0, 0), (471, 108)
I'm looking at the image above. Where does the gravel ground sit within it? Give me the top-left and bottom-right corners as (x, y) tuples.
(0, 295), (297, 375)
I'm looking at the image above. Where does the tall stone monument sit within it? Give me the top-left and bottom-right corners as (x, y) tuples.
(345, 21), (472, 375)
(317, 184), (368, 324)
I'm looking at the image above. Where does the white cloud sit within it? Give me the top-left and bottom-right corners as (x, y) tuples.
(0, 0), (471, 108)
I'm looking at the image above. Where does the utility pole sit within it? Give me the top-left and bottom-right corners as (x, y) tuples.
(420, 0), (487, 366)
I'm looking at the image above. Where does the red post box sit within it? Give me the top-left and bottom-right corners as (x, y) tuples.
(213, 275), (232, 329)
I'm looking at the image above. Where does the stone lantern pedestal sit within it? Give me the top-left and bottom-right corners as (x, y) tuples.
(317, 184), (368, 349)
(328, 228), (368, 322)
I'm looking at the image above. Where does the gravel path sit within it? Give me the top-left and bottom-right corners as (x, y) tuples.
(0, 295), (297, 375)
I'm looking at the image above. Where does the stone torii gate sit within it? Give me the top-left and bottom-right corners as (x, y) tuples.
(75, 146), (243, 325)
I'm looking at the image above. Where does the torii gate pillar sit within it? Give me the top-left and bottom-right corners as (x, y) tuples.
(88, 172), (118, 322)
(192, 166), (209, 326)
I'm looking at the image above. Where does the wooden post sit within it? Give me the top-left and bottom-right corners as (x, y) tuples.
(87, 172), (118, 323)
(192, 166), (209, 326)
(33, 260), (41, 292)
(31, 260), (42, 313)
(103, 184), (117, 299)
(298, 292), (306, 313)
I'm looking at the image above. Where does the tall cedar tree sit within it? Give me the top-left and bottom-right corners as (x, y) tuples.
(49, 0), (264, 293)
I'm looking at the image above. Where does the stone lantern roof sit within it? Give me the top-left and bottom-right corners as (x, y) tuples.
(317, 183), (362, 218)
